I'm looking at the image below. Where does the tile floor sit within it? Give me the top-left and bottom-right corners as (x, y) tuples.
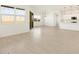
(0, 27), (79, 54)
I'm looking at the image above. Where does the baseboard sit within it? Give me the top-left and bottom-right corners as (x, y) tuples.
(0, 30), (30, 39)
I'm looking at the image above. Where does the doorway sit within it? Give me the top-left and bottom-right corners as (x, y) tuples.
(29, 11), (34, 29)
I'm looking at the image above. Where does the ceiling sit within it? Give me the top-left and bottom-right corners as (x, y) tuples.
(29, 5), (66, 17)
(10, 5), (79, 16)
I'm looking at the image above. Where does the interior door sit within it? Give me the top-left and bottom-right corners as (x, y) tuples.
(29, 11), (34, 29)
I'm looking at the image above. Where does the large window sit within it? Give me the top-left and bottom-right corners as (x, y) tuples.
(2, 15), (14, 24)
(0, 5), (26, 24)
(1, 5), (15, 24)
(15, 8), (25, 24)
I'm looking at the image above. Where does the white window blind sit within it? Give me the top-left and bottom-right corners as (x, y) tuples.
(15, 8), (25, 24)
(1, 6), (15, 24)
(1, 7), (14, 15)
(16, 9), (25, 16)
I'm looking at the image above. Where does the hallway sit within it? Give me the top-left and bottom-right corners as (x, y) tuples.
(0, 27), (79, 53)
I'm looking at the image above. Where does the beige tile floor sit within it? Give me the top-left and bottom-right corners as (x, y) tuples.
(0, 26), (79, 54)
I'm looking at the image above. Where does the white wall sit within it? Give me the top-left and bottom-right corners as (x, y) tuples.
(0, 5), (30, 37)
(44, 12), (57, 26)
(0, 24), (28, 37)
